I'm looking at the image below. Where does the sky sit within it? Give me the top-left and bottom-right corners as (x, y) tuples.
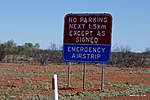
(0, 0), (150, 52)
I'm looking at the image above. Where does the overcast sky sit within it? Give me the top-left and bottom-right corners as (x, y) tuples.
(0, 0), (150, 52)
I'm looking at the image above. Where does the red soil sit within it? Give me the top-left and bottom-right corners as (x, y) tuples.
(0, 63), (149, 100)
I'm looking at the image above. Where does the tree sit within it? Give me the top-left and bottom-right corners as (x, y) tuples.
(3, 40), (16, 54)
(33, 43), (40, 50)
(0, 44), (5, 61)
(24, 43), (33, 49)
(32, 49), (50, 65)
(4, 40), (16, 48)
(111, 45), (145, 67)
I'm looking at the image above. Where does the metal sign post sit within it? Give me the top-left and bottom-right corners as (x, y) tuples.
(101, 66), (104, 92)
(99, 64), (106, 92)
(68, 62), (71, 87)
(83, 63), (86, 90)
(100, 64), (107, 92)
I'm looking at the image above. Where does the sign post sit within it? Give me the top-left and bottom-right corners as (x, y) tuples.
(101, 67), (104, 91)
(63, 13), (112, 90)
(68, 62), (71, 87)
(83, 63), (86, 90)
(100, 64), (106, 92)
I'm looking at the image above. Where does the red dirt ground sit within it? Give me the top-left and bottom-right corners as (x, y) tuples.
(0, 63), (150, 100)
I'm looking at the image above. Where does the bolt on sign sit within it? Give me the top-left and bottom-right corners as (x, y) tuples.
(63, 13), (112, 63)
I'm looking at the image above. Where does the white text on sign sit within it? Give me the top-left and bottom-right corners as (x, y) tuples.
(67, 46), (106, 60)
(69, 17), (108, 23)
(68, 16), (108, 44)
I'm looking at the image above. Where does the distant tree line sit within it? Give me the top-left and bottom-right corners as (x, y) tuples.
(0, 40), (64, 65)
(111, 45), (150, 67)
(0, 40), (150, 67)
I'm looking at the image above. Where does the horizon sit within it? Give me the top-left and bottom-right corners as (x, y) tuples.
(0, 39), (148, 53)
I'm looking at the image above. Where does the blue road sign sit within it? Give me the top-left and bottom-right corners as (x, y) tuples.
(63, 44), (111, 63)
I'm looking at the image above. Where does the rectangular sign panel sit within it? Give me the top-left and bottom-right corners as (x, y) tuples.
(64, 44), (111, 62)
(63, 13), (112, 63)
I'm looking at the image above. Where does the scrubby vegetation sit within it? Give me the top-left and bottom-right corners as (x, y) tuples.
(0, 40), (64, 65)
(0, 40), (150, 67)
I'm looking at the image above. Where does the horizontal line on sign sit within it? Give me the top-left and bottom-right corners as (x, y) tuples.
(64, 43), (111, 46)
